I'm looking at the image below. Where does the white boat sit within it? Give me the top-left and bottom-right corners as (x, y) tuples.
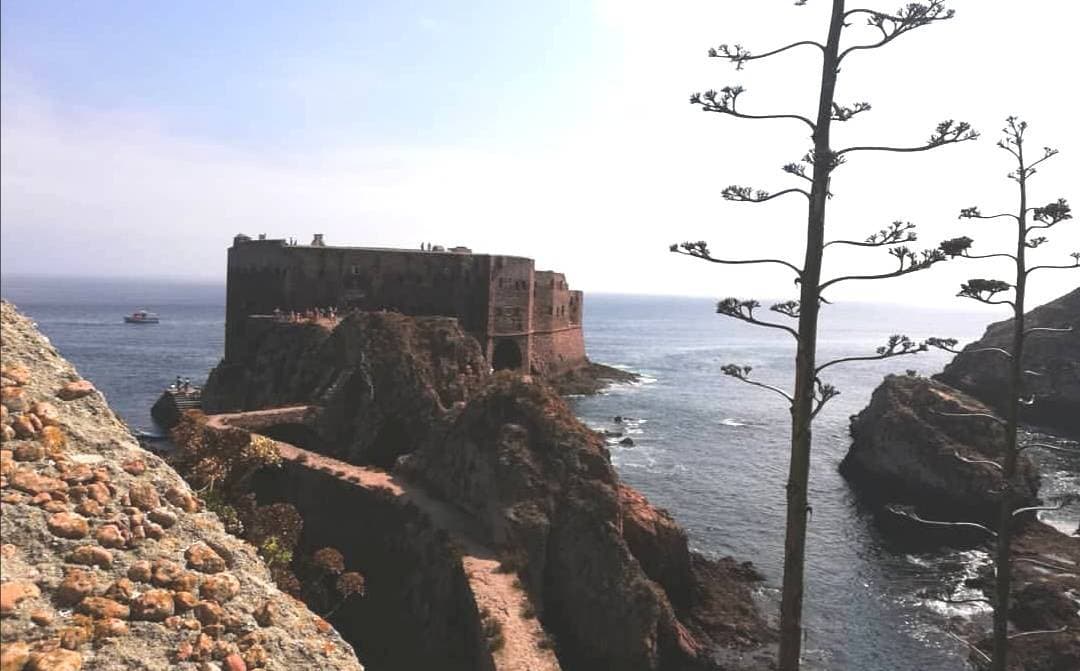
(124, 310), (160, 324)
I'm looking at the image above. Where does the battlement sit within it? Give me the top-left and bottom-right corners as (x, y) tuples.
(224, 234), (586, 376)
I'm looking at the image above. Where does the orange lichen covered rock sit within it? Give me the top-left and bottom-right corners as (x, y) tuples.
(1, 641), (32, 670)
(56, 380), (95, 401)
(56, 570), (96, 607)
(0, 581), (41, 616)
(1, 386), (28, 412)
(1, 363), (31, 386)
(47, 512), (89, 539)
(39, 426), (66, 452)
(75, 596), (130, 620)
(0, 299), (363, 670)
(30, 401), (61, 426)
(66, 546), (112, 568)
(13, 441), (45, 462)
(130, 590), (175, 622)
(186, 542), (226, 574)
(10, 470), (66, 495)
(27, 648), (83, 671)
(200, 573), (240, 603)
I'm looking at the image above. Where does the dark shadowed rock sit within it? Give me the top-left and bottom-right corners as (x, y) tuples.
(203, 312), (487, 467)
(936, 287), (1080, 438)
(978, 522), (1080, 671)
(203, 311), (772, 670)
(840, 374), (1039, 524)
(399, 374), (771, 670)
(546, 361), (640, 396)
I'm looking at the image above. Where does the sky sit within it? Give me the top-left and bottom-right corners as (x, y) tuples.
(2, 0), (1077, 308)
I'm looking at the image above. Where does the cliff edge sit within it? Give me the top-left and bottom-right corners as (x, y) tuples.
(0, 300), (364, 671)
(936, 287), (1080, 437)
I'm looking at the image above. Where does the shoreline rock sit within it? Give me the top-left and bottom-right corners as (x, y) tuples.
(546, 361), (641, 396)
(967, 521), (1080, 669)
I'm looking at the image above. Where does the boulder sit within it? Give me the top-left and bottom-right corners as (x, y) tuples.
(936, 287), (1080, 437)
(840, 374), (1039, 524)
(57, 380), (96, 401)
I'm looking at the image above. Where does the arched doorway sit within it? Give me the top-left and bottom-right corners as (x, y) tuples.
(492, 339), (523, 371)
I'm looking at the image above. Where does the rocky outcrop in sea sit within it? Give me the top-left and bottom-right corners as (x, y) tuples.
(841, 374), (1039, 525)
(841, 289), (1080, 670)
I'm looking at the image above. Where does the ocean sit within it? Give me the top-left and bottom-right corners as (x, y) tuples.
(3, 276), (1076, 670)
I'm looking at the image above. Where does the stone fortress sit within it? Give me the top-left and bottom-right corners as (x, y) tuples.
(225, 233), (587, 375)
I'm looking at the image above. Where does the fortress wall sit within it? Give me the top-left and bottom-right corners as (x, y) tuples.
(226, 241), (494, 361)
(532, 271), (574, 332)
(226, 237), (587, 375)
(532, 271), (555, 332)
(488, 256), (535, 335)
(226, 241), (294, 360)
(568, 290), (583, 325)
(277, 247), (490, 329)
(530, 326), (587, 376)
(486, 256), (535, 370)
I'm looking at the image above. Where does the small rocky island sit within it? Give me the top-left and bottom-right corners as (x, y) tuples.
(840, 289), (1080, 670)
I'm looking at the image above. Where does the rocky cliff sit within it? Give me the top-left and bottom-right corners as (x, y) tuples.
(977, 521), (1080, 670)
(203, 312), (487, 467)
(202, 315), (773, 671)
(936, 287), (1080, 437)
(1, 300), (363, 671)
(841, 374), (1039, 525)
(842, 334), (1079, 667)
(399, 375), (771, 670)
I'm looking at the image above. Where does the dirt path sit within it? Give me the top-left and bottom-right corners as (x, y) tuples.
(208, 408), (561, 671)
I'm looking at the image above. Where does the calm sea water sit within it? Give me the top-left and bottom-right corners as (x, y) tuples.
(4, 276), (1075, 670)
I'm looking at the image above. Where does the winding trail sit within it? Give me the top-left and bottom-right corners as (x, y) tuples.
(206, 406), (560, 671)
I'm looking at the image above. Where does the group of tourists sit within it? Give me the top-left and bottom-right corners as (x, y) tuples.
(271, 306), (340, 324)
(170, 376), (197, 394)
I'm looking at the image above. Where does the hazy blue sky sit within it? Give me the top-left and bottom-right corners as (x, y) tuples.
(2, 1), (1077, 307)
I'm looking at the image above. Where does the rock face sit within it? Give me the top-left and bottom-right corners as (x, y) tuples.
(399, 375), (771, 670)
(203, 312), (487, 467)
(840, 374), (1039, 524)
(936, 287), (1080, 437)
(0, 300), (363, 671)
(972, 522), (1080, 670)
(204, 313), (772, 670)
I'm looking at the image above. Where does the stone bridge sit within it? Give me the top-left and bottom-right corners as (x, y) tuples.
(206, 406), (560, 671)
